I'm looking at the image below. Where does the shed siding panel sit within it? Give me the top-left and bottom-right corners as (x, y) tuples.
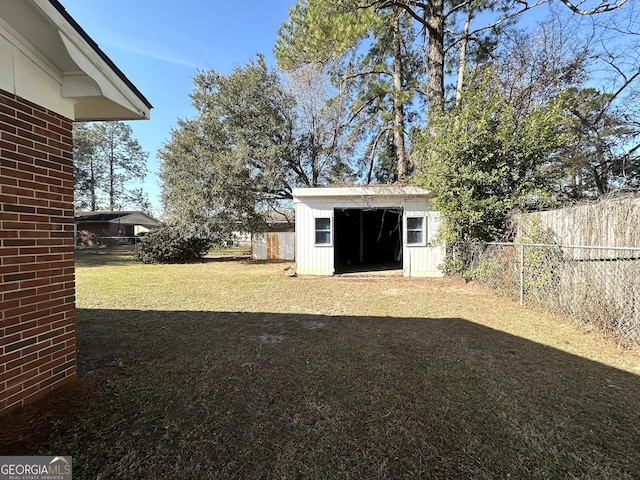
(295, 202), (334, 275)
(403, 206), (444, 277)
(277, 232), (295, 261)
(252, 233), (266, 260)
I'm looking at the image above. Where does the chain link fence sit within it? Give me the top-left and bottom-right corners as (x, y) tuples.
(76, 235), (146, 247)
(462, 243), (640, 344)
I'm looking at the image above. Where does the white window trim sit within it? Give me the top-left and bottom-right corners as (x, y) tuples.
(314, 216), (333, 246)
(405, 215), (427, 247)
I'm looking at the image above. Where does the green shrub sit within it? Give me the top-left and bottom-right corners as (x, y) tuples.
(134, 225), (214, 264)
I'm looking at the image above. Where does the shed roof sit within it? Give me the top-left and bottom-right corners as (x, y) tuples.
(292, 185), (431, 200)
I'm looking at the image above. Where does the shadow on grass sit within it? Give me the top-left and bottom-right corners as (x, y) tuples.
(200, 255), (252, 263)
(74, 247), (137, 268)
(23, 309), (640, 478)
(74, 247), (256, 267)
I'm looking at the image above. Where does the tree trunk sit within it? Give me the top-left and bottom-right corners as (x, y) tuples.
(109, 138), (115, 211)
(455, 5), (473, 108)
(392, 7), (408, 180)
(593, 132), (609, 195)
(90, 162), (97, 211)
(427, 0), (445, 135)
(367, 127), (391, 184)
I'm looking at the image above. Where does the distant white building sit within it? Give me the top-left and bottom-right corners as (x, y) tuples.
(293, 185), (445, 277)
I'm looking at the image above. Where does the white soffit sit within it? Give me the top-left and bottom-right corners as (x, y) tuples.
(0, 0), (151, 121)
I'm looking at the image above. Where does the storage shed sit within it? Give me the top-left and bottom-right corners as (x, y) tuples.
(293, 185), (445, 277)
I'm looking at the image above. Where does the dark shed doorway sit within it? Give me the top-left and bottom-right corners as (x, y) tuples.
(334, 208), (402, 274)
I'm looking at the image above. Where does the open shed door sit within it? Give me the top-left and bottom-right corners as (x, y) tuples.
(333, 208), (402, 274)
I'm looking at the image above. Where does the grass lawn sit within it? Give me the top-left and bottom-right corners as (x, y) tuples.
(3, 248), (640, 478)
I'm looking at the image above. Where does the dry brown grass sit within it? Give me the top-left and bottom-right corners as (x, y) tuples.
(3, 249), (640, 479)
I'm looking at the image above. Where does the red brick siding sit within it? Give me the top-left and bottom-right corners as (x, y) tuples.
(0, 89), (76, 413)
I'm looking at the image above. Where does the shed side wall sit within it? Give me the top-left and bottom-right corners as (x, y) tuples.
(295, 202), (334, 275)
(0, 89), (76, 413)
(403, 203), (445, 277)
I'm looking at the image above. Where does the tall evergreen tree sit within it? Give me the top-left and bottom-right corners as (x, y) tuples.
(278, 0), (630, 140)
(91, 122), (148, 211)
(73, 121), (148, 211)
(73, 123), (103, 211)
(276, 0), (423, 181)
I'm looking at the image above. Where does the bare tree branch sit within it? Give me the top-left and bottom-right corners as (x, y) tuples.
(366, 125), (392, 184)
(558, 0), (628, 15)
(448, 0), (552, 52)
(340, 70), (392, 81)
(346, 94), (381, 126)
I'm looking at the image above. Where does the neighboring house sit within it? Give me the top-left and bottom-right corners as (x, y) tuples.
(252, 209), (295, 261)
(0, 0), (151, 413)
(75, 211), (161, 244)
(293, 185), (445, 277)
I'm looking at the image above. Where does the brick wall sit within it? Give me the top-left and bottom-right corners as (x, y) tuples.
(0, 88), (76, 413)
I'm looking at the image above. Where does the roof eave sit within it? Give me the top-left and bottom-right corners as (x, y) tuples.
(33, 0), (152, 121)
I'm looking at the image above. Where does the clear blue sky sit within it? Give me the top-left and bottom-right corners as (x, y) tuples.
(61, 0), (295, 214)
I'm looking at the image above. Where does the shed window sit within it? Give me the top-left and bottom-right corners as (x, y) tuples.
(406, 216), (426, 245)
(315, 217), (332, 245)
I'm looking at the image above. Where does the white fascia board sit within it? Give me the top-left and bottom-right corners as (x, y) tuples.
(0, 15), (76, 118)
(31, 0), (151, 121)
(57, 31), (149, 120)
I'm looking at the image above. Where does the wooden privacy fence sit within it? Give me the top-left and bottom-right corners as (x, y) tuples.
(252, 232), (295, 261)
(513, 196), (640, 247)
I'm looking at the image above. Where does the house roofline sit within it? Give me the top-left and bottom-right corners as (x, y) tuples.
(75, 210), (160, 224)
(48, 0), (152, 110)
